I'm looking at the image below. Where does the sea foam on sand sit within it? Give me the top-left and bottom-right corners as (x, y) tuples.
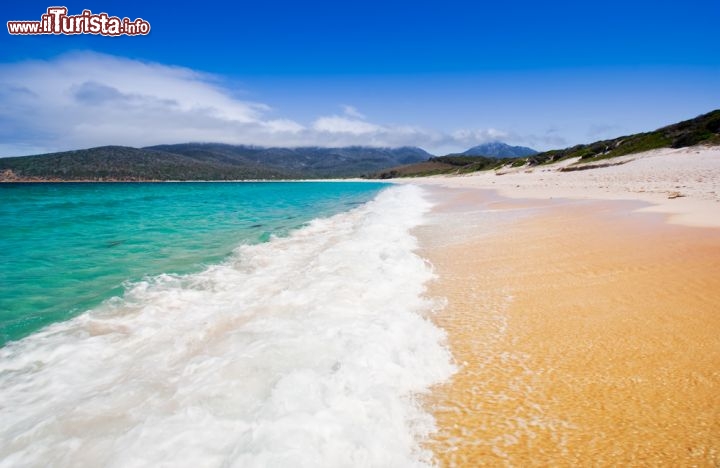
(0, 185), (455, 468)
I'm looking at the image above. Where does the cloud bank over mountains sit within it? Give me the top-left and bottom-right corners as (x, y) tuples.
(0, 52), (533, 156)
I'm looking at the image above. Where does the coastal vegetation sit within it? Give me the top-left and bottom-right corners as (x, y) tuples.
(371, 109), (720, 178)
(528, 109), (720, 165)
(375, 156), (512, 179)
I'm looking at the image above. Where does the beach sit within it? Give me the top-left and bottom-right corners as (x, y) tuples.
(402, 146), (720, 465)
(1, 147), (719, 466)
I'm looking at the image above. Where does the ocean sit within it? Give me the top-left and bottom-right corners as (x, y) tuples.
(0, 182), (454, 466)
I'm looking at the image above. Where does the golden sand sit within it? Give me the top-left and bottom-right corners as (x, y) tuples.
(418, 189), (720, 466)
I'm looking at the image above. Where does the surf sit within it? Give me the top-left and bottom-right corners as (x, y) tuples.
(0, 184), (455, 467)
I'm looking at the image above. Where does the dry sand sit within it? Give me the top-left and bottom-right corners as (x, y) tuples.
(405, 146), (720, 466)
(406, 145), (720, 228)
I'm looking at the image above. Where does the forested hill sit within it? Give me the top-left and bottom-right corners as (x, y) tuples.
(0, 144), (432, 181)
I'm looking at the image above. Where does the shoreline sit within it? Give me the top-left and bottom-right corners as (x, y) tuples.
(0, 178), (375, 183)
(0, 184), (452, 466)
(408, 148), (720, 465)
(400, 146), (720, 228)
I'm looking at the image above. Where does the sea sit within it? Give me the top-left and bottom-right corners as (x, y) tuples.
(0, 182), (454, 467)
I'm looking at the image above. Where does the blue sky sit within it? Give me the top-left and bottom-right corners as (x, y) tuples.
(1, 0), (718, 155)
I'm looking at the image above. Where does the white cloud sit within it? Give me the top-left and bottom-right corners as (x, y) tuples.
(341, 105), (365, 119)
(0, 52), (546, 156)
(313, 116), (382, 135)
(263, 119), (306, 133)
(449, 125), (568, 150)
(451, 128), (509, 145)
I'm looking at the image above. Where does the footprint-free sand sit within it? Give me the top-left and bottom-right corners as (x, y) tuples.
(405, 147), (720, 466)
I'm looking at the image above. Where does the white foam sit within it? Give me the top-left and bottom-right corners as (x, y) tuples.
(0, 185), (455, 467)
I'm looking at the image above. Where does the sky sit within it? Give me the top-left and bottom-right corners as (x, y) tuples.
(1, 0), (719, 156)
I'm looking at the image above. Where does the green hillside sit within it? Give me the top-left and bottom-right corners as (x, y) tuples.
(367, 109), (720, 178)
(527, 109), (720, 165)
(0, 146), (294, 181)
(373, 155), (513, 179)
(0, 145), (431, 181)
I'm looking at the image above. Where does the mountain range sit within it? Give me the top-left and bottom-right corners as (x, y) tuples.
(2, 109), (718, 181)
(0, 142), (537, 181)
(0, 144), (433, 181)
(461, 142), (538, 158)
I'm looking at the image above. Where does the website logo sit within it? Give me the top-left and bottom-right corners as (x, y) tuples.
(7, 7), (151, 36)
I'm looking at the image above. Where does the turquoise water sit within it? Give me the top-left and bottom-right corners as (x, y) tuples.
(0, 182), (387, 346)
(0, 184), (455, 466)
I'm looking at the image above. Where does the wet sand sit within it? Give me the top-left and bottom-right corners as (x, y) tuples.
(416, 187), (720, 466)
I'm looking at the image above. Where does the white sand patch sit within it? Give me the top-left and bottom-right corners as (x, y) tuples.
(398, 146), (720, 228)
